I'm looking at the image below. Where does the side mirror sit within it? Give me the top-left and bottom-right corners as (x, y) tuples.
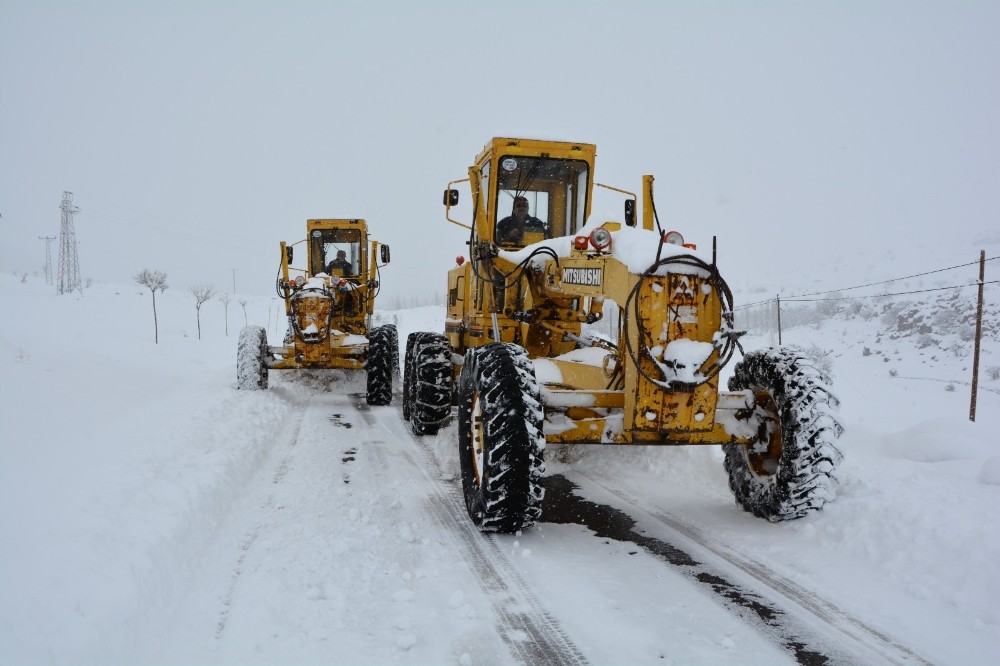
(285, 246), (294, 263)
(380, 244), (390, 264)
(443, 189), (459, 206)
(624, 199), (636, 227)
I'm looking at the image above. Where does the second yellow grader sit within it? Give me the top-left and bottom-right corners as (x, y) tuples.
(238, 218), (396, 405)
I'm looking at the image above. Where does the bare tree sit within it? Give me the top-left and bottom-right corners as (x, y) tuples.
(239, 299), (248, 325)
(135, 269), (168, 344)
(219, 292), (231, 337)
(189, 284), (216, 340)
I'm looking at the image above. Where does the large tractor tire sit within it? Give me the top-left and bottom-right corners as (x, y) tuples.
(724, 347), (844, 521)
(402, 332), (426, 421)
(458, 343), (545, 533)
(404, 333), (453, 435)
(237, 325), (269, 390)
(386, 324), (400, 382)
(365, 325), (395, 406)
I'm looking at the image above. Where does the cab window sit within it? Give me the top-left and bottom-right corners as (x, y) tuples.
(310, 228), (362, 277)
(494, 155), (589, 246)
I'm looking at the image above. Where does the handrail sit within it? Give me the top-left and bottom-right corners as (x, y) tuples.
(445, 177), (473, 230)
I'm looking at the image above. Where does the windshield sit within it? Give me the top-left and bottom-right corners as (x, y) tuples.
(310, 228), (362, 278)
(494, 155), (589, 246)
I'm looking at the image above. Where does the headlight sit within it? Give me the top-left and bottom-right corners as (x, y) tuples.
(663, 230), (684, 246)
(590, 228), (613, 252)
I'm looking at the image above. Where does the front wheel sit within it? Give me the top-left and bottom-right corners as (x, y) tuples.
(724, 347), (844, 521)
(365, 324), (395, 405)
(237, 325), (269, 390)
(459, 343), (545, 533)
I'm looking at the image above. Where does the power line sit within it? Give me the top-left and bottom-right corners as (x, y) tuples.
(782, 280), (1000, 303)
(73, 193), (277, 259)
(76, 206), (272, 258)
(783, 256), (999, 299)
(734, 255), (999, 311)
(735, 296), (778, 311)
(737, 280), (999, 310)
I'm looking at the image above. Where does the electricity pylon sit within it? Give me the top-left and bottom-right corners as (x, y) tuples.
(38, 235), (56, 285)
(57, 191), (82, 295)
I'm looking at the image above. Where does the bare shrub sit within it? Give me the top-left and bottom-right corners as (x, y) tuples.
(219, 293), (231, 336)
(189, 284), (216, 340)
(135, 269), (168, 344)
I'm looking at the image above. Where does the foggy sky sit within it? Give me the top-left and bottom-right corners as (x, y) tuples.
(2, 0), (998, 304)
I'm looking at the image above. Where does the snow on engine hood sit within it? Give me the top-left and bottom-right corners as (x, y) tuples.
(497, 223), (714, 277)
(291, 276), (332, 296)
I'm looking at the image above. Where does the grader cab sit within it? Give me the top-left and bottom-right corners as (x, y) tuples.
(404, 137), (844, 533)
(237, 218), (397, 406)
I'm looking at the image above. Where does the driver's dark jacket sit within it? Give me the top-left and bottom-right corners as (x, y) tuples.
(326, 260), (353, 275)
(496, 215), (544, 243)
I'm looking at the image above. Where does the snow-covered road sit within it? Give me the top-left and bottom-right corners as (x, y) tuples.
(150, 381), (808, 665)
(2, 277), (998, 665)
(149, 377), (926, 665)
(153, 381), (528, 665)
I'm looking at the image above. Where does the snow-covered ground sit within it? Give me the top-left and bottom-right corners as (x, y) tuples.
(1, 264), (998, 664)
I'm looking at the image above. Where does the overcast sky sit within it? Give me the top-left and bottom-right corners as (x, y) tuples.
(2, 0), (998, 303)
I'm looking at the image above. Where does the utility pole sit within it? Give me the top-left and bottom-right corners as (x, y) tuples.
(38, 235), (56, 285)
(970, 250), (985, 422)
(231, 268), (237, 293)
(776, 295), (783, 345)
(57, 191), (82, 295)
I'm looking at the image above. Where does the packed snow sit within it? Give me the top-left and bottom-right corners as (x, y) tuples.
(1, 265), (998, 664)
(499, 223), (715, 277)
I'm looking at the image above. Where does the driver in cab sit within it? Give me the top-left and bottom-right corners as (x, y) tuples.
(326, 250), (354, 276)
(496, 196), (545, 245)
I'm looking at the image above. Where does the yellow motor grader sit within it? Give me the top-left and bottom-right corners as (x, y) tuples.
(403, 137), (843, 532)
(237, 218), (396, 405)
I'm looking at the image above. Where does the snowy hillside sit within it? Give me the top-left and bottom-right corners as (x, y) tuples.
(1, 264), (998, 664)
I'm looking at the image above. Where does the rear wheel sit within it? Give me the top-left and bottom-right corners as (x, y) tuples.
(406, 333), (453, 435)
(724, 347), (844, 521)
(459, 343), (545, 533)
(402, 332), (428, 421)
(365, 325), (395, 405)
(237, 325), (269, 390)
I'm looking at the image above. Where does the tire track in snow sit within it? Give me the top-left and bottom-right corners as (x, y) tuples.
(352, 396), (589, 666)
(570, 471), (933, 666)
(214, 398), (308, 639)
